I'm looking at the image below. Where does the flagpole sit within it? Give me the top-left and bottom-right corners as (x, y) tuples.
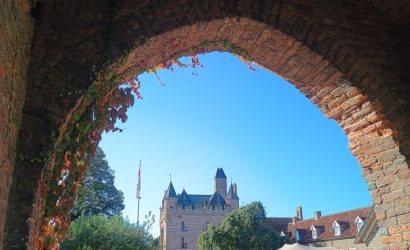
(137, 160), (142, 226)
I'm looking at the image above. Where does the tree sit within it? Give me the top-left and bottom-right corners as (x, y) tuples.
(198, 201), (291, 250)
(61, 215), (157, 250)
(74, 147), (125, 217)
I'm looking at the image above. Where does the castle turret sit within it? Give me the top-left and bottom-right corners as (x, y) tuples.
(214, 168), (227, 197)
(162, 181), (178, 211)
(226, 182), (239, 208)
(164, 181), (177, 198)
(160, 181), (178, 250)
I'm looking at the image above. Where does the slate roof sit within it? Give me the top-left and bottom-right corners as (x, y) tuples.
(287, 206), (372, 243)
(175, 191), (228, 207)
(227, 184), (239, 199)
(177, 190), (193, 206)
(164, 181), (177, 198)
(187, 194), (212, 205)
(215, 168), (227, 179)
(208, 192), (226, 205)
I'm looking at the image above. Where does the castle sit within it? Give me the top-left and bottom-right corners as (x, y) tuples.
(160, 168), (239, 250)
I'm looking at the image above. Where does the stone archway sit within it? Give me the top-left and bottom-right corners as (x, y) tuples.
(1, 1), (409, 249)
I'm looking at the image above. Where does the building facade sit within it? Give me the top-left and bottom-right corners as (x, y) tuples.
(160, 168), (239, 250)
(268, 206), (382, 250)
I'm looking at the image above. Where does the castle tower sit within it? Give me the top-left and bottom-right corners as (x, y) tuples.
(160, 181), (178, 249)
(226, 182), (239, 208)
(214, 168), (227, 197)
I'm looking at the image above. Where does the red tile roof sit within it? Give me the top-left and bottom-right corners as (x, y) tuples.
(286, 206), (372, 243)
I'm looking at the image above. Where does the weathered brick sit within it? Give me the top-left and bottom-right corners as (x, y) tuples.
(403, 231), (410, 241)
(380, 234), (402, 243)
(399, 213), (410, 224)
(381, 189), (406, 203)
(376, 175), (399, 188)
(388, 225), (410, 234)
(376, 211), (386, 220)
(1, 1), (410, 249)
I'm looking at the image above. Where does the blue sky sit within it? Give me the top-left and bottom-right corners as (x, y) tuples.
(99, 52), (372, 236)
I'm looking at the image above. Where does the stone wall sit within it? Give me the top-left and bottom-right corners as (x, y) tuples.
(310, 238), (365, 249)
(309, 229), (383, 250)
(162, 205), (236, 250)
(0, 0), (33, 248)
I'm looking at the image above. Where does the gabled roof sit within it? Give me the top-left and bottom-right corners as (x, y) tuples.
(354, 216), (365, 223)
(177, 189), (193, 206)
(287, 206), (371, 243)
(164, 181), (177, 198)
(208, 192), (226, 205)
(227, 184), (239, 199)
(354, 208), (377, 244)
(215, 168), (227, 179)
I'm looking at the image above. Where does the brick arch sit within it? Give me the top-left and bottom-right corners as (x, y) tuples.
(2, 1), (409, 249)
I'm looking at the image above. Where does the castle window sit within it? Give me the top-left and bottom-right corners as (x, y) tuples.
(181, 237), (187, 248)
(180, 221), (187, 231)
(182, 205), (185, 210)
(212, 205), (215, 210)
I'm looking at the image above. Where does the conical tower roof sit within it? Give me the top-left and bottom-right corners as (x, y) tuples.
(227, 183), (239, 199)
(164, 181), (177, 198)
(215, 168), (227, 179)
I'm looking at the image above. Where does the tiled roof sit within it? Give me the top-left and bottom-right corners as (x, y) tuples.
(287, 206), (372, 243)
(215, 168), (227, 179)
(267, 217), (293, 233)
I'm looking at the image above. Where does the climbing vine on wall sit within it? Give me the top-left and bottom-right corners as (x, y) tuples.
(37, 39), (255, 249)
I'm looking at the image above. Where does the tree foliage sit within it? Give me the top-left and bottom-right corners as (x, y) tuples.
(74, 147), (125, 217)
(198, 201), (291, 250)
(61, 215), (158, 250)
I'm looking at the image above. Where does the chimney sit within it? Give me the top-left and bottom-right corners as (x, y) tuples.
(296, 206), (303, 221)
(292, 217), (298, 225)
(314, 211), (322, 220)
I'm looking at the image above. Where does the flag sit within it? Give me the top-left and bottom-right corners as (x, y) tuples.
(136, 160), (141, 199)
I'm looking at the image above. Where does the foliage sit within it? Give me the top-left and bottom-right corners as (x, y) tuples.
(38, 38), (255, 249)
(60, 215), (157, 250)
(74, 147), (124, 218)
(198, 201), (291, 250)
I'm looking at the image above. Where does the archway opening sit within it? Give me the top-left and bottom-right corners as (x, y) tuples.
(98, 52), (373, 238)
(4, 7), (408, 249)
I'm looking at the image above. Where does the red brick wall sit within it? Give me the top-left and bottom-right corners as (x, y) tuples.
(1, 1), (409, 249)
(0, 0), (33, 248)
